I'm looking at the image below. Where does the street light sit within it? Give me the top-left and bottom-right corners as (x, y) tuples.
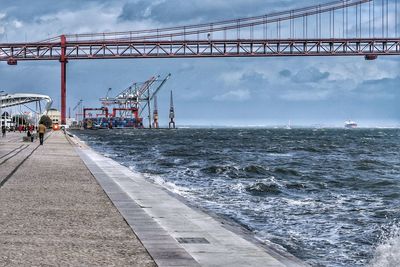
(0, 90), (4, 130)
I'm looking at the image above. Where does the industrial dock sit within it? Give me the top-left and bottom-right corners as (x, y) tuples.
(0, 131), (306, 267)
(74, 74), (176, 130)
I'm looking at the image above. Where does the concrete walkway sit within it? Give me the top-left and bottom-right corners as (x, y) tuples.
(70, 133), (307, 267)
(0, 131), (155, 266)
(0, 132), (26, 144)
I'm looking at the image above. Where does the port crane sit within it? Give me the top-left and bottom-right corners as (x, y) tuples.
(96, 74), (171, 128)
(139, 73), (172, 128)
(72, 99), (83, 123)
(153, 95), (159, 129)
(83, 107), (109, 119)
(98, 76), (155, 120)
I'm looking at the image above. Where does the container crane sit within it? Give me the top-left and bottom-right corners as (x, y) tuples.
(101, 88), (112, 106)
(73, 99), (83, 123)
(83, 107), (109, 119)
(152, 95), (159, 129)
(140, 73), (172, 128)
(95, 74), (171, 128)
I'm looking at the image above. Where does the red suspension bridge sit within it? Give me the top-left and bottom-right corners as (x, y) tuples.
(0, 0), (399, 124)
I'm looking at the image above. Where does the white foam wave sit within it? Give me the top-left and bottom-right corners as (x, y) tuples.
(267, 153), (293, 157)
(128, 165), (137, 172)
(369, 225), (400, 267)
(143, 173), (191, 197)
(230, 182), (246, 193)
(284, 198), (316, 207)
(103, 152), (116, 158)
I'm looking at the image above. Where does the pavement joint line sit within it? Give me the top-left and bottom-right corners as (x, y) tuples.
(0, 133), (52, 189)
(0, 146), (39, 188)
(0, 144), (29, 165)
(0, 144), (25, 160)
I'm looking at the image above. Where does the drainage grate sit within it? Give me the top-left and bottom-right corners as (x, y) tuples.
(176, 237), (210, 244)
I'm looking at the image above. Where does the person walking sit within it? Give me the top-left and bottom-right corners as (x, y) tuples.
(27, 128), (34, 142)
(38, 123), (46, 145)
(1, 126), (6, 138)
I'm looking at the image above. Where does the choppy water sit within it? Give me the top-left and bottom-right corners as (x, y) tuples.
(71, 128), (400, 267)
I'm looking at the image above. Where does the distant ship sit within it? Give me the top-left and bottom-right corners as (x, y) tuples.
(344, 120), (357, 129)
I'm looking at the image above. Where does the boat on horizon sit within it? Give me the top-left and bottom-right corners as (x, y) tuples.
(285, 120), (292, 130)
(345, 120), (357, 129)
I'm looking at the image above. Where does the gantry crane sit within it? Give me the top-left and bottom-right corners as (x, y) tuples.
(140, 73), (171, 128)
(99, 74), (171, 128)
(153, 95), (159, 129)
(72, 99), (83, 123)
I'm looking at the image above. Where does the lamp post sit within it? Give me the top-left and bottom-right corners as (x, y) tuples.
(0, 90), (4, 130)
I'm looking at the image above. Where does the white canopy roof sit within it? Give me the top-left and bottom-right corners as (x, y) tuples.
(0, 93), (52, 111)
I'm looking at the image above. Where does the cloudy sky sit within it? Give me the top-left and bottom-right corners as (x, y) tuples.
(0, 0), (399, 127)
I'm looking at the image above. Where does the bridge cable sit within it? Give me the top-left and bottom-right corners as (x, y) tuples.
(360, 3), (362, 37)
(332, 9), (334, 38)
(330, 10), (332, 37)
(346, 3), (349, 38)
(373, 0), (375, 37)
(319, 5), (322, 38)
(316, 6), (318, 38)
(396, 0), (398, 37)
(342, 1), (345, 38)
(369, 1), (371, 38)
(386, 0), (389, 37)
(356, 3), (358, 37)
(382, 0), (384, 37)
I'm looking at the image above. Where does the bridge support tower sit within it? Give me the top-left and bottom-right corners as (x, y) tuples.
(60, 35), (68, 125)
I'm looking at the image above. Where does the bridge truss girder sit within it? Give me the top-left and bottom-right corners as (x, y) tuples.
(1, 38), (400, 61)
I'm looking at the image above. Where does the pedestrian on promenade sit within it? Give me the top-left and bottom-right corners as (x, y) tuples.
(1, 126), (6, 138)
(27, 128), (34, 142)
(38, 123), (46, 145)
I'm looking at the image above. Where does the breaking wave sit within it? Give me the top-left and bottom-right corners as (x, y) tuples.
(246, 182), (282, 195)
(369, 224), (400, 267)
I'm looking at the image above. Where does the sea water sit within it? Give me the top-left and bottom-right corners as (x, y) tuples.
(72, 128), (400, 267)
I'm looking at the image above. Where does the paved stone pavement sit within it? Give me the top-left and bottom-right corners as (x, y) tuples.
(0, 131), (156, 266)
(0, 131), (26, 144)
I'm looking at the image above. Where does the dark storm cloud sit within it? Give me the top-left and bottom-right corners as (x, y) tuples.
(240, 71), (268, 85)
(118, 0), (152, 22)
(2, 0), (111, 22)
(355, 76), (400, 100)
(279, 69), (292, 77)
(292, 67), (330, 83)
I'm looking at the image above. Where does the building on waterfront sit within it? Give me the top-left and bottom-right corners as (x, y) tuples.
(1, 111), (14, 128)
(47, 108), (61, 125)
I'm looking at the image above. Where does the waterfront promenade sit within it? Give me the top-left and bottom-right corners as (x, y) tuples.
(0, 132), (155, 266)
(0, 131), (306, 266)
